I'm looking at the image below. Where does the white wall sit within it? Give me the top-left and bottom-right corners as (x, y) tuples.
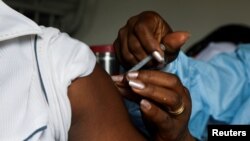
(74, 0), (250, 50)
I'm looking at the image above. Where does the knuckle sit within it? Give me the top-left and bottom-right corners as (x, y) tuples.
(127, 16), (136, 27)
(141, 11), (160, 20)
(184, 86), (190, 95)
(169, 74), (181, 87)
(129, 40), (141, 52)
(134, 22), (146, 33)
(118, 27), (126, 38)
(144, 84), (156, 98)
(125, 53), (134, 62)
(149, 106), (162, 120)
(169, 93), (180, 106)
(138, 70), (152, 80)
(156, 113), (169, 126)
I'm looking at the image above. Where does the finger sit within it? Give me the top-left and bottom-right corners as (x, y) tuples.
(162, 31), (190, 52)
(118, 26), (138, 68)
(140, 99), (170, 129)
(127, 71), (188, 112)
(134, 23), (160, 51)
(132, 21), (165, 58)
(111, 74), (124, 83)
(111, 74), (142, 101)
(113, 39), (124, 67)
(127, 32), (148, 62)
(128, 12), (164, 66)
(126, 15), (145, 64)
(128, 79), (182, 111)
(111, 74), (127, 91)
(161, 31), (190, 62)
(137, 70), (190, 112)
(114, 28), (131, 69)
(111, 74), (130, 88)
(127, 33), (161, 67)
(134, 23), (165, 62)
(127, 70), (184, 92)
(134, 12), (172, 61)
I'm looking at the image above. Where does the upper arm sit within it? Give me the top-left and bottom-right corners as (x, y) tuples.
(68, 63), (146, 141)
(42, 27), (145, 140)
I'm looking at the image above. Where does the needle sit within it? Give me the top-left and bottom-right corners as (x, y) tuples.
(128, 44), (166, 72)
(128, 55), (153, 72)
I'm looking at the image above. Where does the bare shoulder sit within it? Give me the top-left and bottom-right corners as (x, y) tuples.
(67, 63), (146, 141)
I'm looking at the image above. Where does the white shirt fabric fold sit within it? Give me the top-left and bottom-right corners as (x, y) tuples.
(0, 1), (96, 140)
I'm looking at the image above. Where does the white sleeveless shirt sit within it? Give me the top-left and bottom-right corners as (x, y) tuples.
(0, 1), (96, 140)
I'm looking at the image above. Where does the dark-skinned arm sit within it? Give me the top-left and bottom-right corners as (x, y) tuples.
(68, 63), (146, 141)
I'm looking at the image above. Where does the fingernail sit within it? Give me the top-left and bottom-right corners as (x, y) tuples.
(140, 99), (151, 110)
(180, 32), (191, 43)
(129, 80), (145, 89)
(111, 75), (124, 82)
(127, 71), (139, 79)
(160, 44), (166, 51)
(152, 51), (164, 63)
